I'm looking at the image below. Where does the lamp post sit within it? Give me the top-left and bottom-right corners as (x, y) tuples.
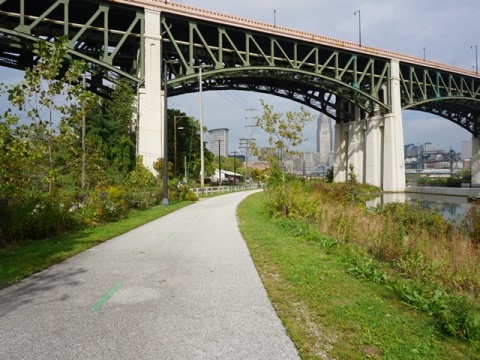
(135, 77), (145, 156)
(217, 140), (222, 185)
(472, 45), (478, 74)
(162, 59), (178, 205)
(193, 64), (212, 192)
(354, 10), (361, 46)
(233, 150), (237, 185)
(173, 115), (191, 177)
(81, 73), (86, 190)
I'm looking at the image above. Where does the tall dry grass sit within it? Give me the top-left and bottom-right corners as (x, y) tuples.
(265, 179), (480, 301)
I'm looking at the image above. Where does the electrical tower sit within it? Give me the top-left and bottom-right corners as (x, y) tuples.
(241, 109), (257, 183)
(239, 137), (255, 183)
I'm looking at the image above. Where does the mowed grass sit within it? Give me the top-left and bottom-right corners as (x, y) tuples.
(238, 192), (478, 360)
(0, 201), (193, 289)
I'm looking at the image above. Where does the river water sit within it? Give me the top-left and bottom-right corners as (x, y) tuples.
(366, 192), (471, 221)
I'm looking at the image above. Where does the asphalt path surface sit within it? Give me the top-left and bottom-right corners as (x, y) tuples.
(0, 190), (300, 360)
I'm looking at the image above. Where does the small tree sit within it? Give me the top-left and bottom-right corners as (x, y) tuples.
(4, 36), (94, 194)
(253, 99), (313, 170)
(253, 100), (314, 215)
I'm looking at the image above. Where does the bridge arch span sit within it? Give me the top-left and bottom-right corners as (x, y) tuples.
(2, 0), (480, 190)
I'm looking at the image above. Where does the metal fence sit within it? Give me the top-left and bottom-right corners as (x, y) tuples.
(191, 184), (264, 197)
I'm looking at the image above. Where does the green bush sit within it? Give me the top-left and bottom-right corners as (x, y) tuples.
(464, 203), (480, 246)
(170, 185), (198, 202)
(80, 186), (128, 224)
(0, 192), (82, 245)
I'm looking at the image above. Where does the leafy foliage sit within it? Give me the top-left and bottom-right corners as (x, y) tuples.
(253, 100), (314, 216)
(0, 37), (165, 244)
(258, 173), (480, 342)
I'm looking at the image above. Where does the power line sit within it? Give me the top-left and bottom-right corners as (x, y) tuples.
(215, 90), (255, 110)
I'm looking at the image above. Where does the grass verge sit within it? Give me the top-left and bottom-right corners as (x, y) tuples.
(0, 201), (193, 289)
(238, 192), (479, 359)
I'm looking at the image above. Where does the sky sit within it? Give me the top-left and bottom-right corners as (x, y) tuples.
(1, 1), (479, 155)
(167, 0), (480, 155)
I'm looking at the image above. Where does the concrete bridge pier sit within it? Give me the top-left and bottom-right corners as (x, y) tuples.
(333, 60), (405, 192)
(137, 9), (164, 172)
(347, 107), (365, 183)
(364, 116), (383, 187)
(471, 135), (480, 186)
(333, 122), (348, 183)
(382, 60), (405, 192)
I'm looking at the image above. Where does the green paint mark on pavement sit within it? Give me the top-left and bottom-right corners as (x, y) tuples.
(91, 283), (122, 311)
(165, 232), (176, 240)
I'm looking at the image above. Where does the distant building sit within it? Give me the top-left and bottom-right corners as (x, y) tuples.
(420, 142), (436, 154)
(283, 152), (321, 175)
(316, 114), (334, 166)
(311, 164), (329, 177)
(303, 152), (321, 174)
(462, 139), (472, 160)
(208, 128), (229, 157)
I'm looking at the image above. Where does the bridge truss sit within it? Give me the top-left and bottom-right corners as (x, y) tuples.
(0, 0), (479, 134)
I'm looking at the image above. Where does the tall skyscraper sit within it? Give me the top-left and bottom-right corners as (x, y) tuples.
(316, 114), (333, 165)
(208, 128), (229, 157)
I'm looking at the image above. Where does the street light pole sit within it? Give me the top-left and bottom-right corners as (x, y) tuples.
(173, 115), (190, 177)
(193, 64), (212, 192)
(218, 140), (222, 185)
(354, 10), (361, 46)
(162, 59), (178, 205)
(233, 150), (237, 185)
(81, 73), (86, 190)
(472, 45), (478, 74)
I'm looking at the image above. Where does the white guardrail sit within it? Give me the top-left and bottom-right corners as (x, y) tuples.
(191, 184), (264, 197)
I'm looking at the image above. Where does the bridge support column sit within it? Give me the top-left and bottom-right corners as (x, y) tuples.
(138, 9), (164, 171)
(382, 60), (405, 192)
(333, 123), (348, 182)
(365, 116), (383, 187)
(471, 135), (480, 186)
(347, 107), (365, 183)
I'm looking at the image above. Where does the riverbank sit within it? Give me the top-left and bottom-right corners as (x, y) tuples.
(238, 192), (479, 359)
(406, 186), (480, 197)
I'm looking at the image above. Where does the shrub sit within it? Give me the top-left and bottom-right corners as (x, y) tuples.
(80, 186), (128, 224)
(170, 185), (198, 202)
(0, 192), (82, 244)
(464, 203), (480, 246)
(261, 178), (480, 341)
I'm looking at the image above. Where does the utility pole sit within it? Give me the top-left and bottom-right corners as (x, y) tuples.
(233, 150), (238, 185)
(241, 109), (257, 185)
(81, 74), (86, 190)
(193, 64), (212, 192)
(472, 45), (478, 74)
(354, 10), (361, 46)
(218, 140), (222, 185)
(239, 137), (255, 184)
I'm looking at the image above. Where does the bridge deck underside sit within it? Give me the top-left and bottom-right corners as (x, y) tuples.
(0, 0), (143, 95)
(0, 0), (479, 133)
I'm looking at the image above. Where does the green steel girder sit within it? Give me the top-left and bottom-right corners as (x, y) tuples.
(161, 14), (392, 122)
(400, 64), (480, 135)
(1, 0), (480, 132)
(0, 0), (144, 96)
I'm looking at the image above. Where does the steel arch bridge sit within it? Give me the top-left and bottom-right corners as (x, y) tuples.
(1, 0), (480, 190)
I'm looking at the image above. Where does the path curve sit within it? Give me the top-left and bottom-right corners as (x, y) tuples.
(0, 190), (299, 360)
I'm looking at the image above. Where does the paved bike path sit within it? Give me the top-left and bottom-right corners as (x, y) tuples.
(0, 190), (299, 359)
